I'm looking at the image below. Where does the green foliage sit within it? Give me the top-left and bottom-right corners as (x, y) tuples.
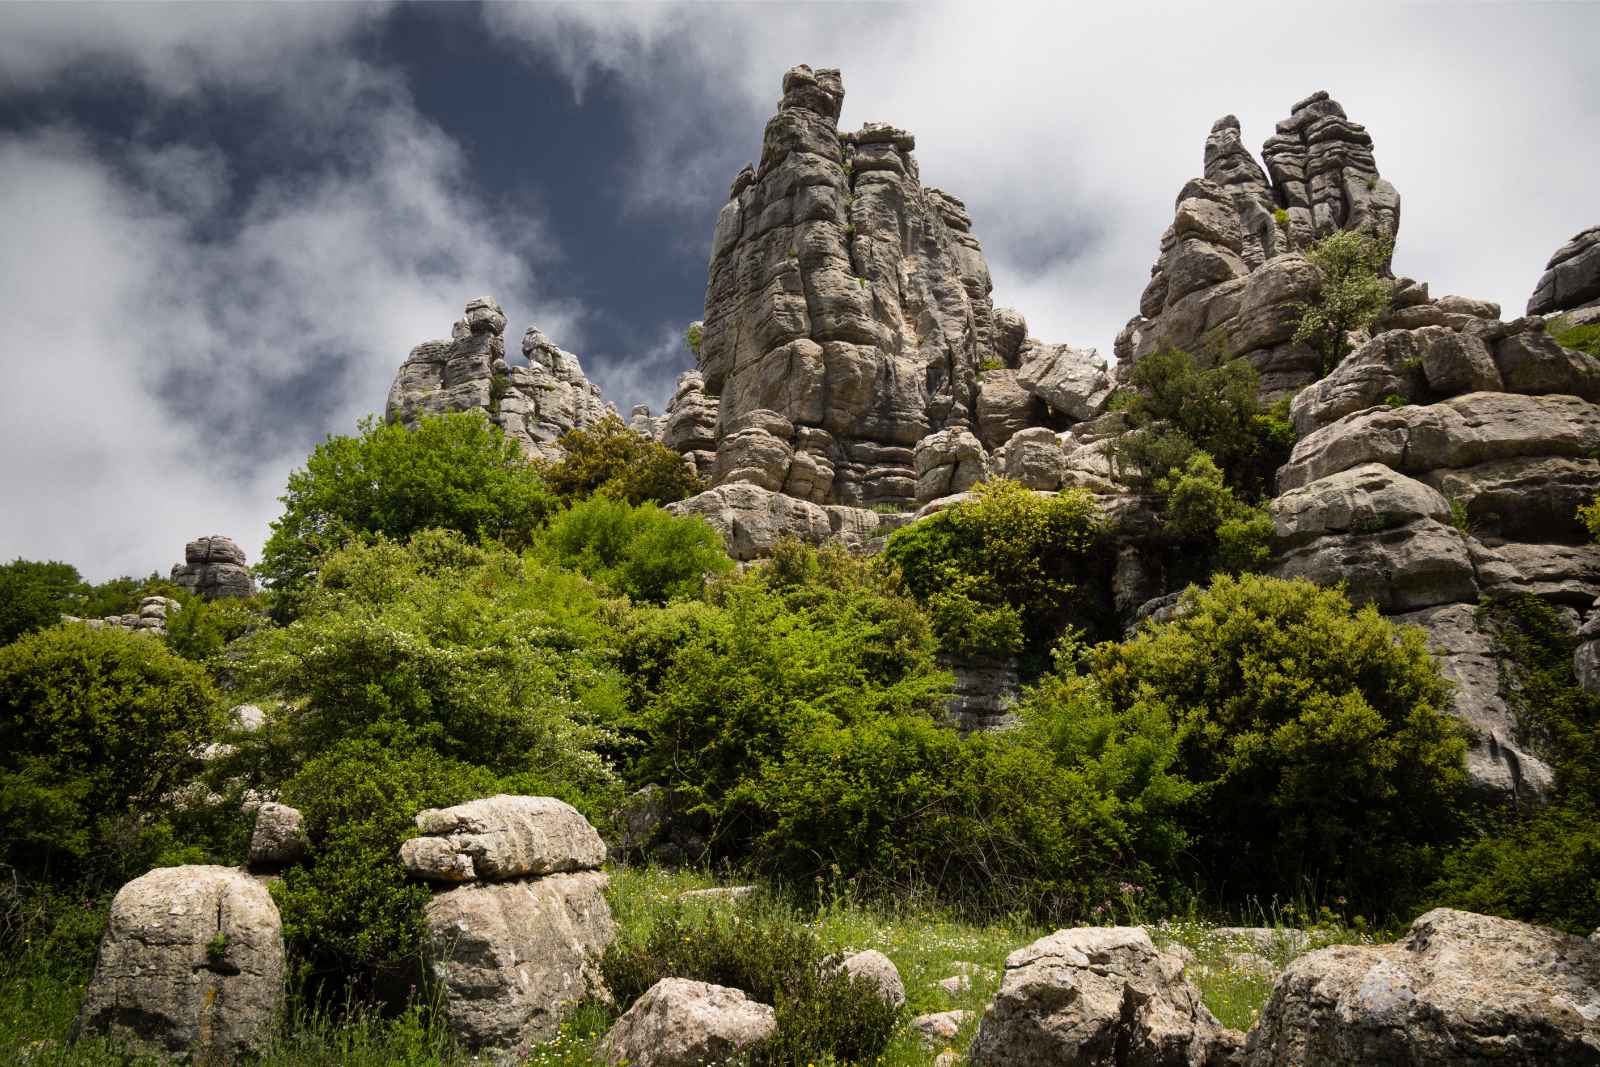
(538, 413), (705, 507)
(1272, 207), (1289, 229)
(206, 930), (229, 963)
(1112, 347), (1293, 501)
(259, 413), (553, 616)
(1293, 229), (1394, 376)
(882, 480), (1110, 658)
(977, 356), (1004, 372)
(1448, 497), (1473, 535)
(1579, 492), (1600, 541)
(487, 372), (509, 416)
(0, 626), (225, 882)
(684, 321), (703, 360)
(162, 593), (268, 662)
(1154, 452), (1273, 576)
(1549, 317), (1600, 359)
(542, 495), (733, 604)
(601, 900), (900, 1065)
(0, 559), (77, 644)
(1027, 574), (1468, 912)
(1383, 393), (1408, 408)
(1429, 596), (1600, 933)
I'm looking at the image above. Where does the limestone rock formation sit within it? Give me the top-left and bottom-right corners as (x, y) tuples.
(1245, 908), (1600, 1066)
(386, 297), (612, 463)
(1529, 225), (1600, 316)
(172, 535), (254, 599)
(1117, 93), (1399, 398)
(400, 796), (615, 1056)
(66, 594), (181, 635)
(248, 801), (308, 870)
(598, 978), (778, 1067)
(693, 64), (1106, 515)
(967, 926), (1241, 1067)
(841, 948), (906, 1008)
(667, 481), (911, 562)
(75, 865), (285, 1061)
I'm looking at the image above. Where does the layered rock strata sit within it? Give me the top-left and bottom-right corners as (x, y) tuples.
(65, 594), (180, 634)
(1529, 225), (1600, 317)
(75, 865), (286, 1061)
(1117, 92), (1400, 398)
(386, 298), (612, 463)
(398, 795), (614, 1058)
(172, 535), (255, 599)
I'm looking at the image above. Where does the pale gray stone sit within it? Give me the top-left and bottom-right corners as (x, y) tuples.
(75, 866), (285, 1062)
(912, 1010), (975, 1049)
(598, 977), (777, 1067)
(841, 949), (906, 1008)
(248, 802), (307, 869)
(399, 795), (606, 884)
(1016, 341), (1113, 422)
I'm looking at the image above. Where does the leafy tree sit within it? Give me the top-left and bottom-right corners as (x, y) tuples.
(0, 625), (225, 881)
(0, 559), (79, 644)
(258, 413), (553, 616)
(1026, 573), (1468, 912)
(1293, 229), (1394, 375)
(542, 495), (733, 604)
(539, 413), (705, 507)
(882, 480), (1110, 659)
(162, 593), (269, 663)
(1155, 452), (1275, 578)
(1112, 346), (1294, 500)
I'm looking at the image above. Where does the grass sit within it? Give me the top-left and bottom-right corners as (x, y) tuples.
(0, 866), (1378, 1064)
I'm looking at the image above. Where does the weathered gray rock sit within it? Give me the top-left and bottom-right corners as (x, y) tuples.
(1494, 325), (1600, 401)
(968, 926), (1241, 1067)
(171, 535), (255, 600)
(976, 368), (1039, 450)
(995, 426), (1066, 490)
(425, 870), (614, 1055)
(1245, 908), (1600, 1066)
(668, 482), (906, 562)
(1289, 328), (1502, 436)
(1270, 463), (1449, 547)
(945, 654), (1022, 732)
(1270, 515), (1476, 614)
(842, 949), (906, 1008)
(1529, 225), (1600, 315)
(75, 866), (285, 1061)
(399, 795), (606, 884)
(248, 801), (307, 869)
(598, 977), (777, 1067)
(912, 1010), (975, 1049)
(1015, 341), (1114, 422)
(914, 428), (989, 503)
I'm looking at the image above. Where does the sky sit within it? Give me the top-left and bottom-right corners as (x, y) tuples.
(1, 1), (1597, 582)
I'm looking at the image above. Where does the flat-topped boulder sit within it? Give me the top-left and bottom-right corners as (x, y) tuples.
(171, 535), (255, 599)
(399, 794), (606, 883)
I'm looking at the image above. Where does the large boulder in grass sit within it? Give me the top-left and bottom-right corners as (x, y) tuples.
(968, 926), (1242, 1067)
(842, 948), (906, 1008)
(1245, 908), (1600, 1066)
(74, 865), (285, 1061)
(598, 977), (778, 1067)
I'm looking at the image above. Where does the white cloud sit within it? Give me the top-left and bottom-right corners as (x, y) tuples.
(0, 18), (579, 582)
(488, 1), (1600, 354)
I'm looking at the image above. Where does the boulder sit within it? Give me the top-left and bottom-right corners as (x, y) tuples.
(841, 949), (906, 1008)
(425, 871), (614, 1054)
(668, 482), (901, 561)
(968, 926), (1241, 1067)
(598, 977), (778, 1067)
(914, 428), (989, 503)
(1016, 341), (1114, 422)
(1528, 225), (1600, 315)
(1245, 908), (1600, 1066)
(171, 535), (255, 600)
(398, 795), (606, 884)
(74, 866), (285, 1061)
(248, 801), (307, 870)
(912, 1010), (975, 1049)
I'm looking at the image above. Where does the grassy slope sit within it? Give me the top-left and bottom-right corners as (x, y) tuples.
(1, 866), (1378, 1065)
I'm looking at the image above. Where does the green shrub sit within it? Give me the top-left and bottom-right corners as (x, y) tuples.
(0, 560), (78, 644)
(162, 593), (269, 663)
(1112, 347), (1293, 500)
(259, 412), (554, 617)
(1429, 596), (1600, 933)
(1272, 207), (1289, 229)
(977, 356), (1004, 372)
(542, 495), (732, 604)
(1579, 492), (1600, 541)
(684, 321), (703, 359)
(1293, 229), (1394, 376)
(1550, 318), (1600, 359)
(882, 480), (1110, 659)
(539, 414), (705, 507)
(1155, 452), (1273, 577)
(601, 901), (900, 1065)
(1028, 574), (1468, 913)
(0, 626), (225, 881)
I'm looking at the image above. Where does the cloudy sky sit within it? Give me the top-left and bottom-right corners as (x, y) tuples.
(2, 1), (1596, 581)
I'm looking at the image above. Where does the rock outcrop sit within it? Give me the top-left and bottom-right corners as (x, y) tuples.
(598, 978), (778, 1067)
(171, 535), (254, 599)
(1529, 226), (1600, 317)
(968, 926), (1241, 1067)
(399, 796), (614, 1057)
(65, 594), (180, 635)
(1245, 908), (1600, 1066)
(386, 298), (612, 463)
(75, 865), (286, 1062)
(1117, 93), (1399, 399)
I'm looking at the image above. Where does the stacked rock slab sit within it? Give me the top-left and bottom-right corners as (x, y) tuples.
(1270, 311), (1600, 798)
(1245, 908), (1600, 1065)
(398, 795), (614, 1059)
(65, 594), (181, 634)
(1117, 92), (1400, 399)
(75, 865), (286, 1061)
(172, 535), (255, 599)
(1529, 225), (1600, 318)
(386, 297), (612, 463)
(967, 926), (1241, 1067)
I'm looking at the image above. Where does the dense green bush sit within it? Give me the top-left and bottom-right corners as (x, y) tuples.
(1023, 574), (1468, 912)
(601, 900), (900, 1065)
(1293, 229), (1394, 375)
(1429, 596), (1600, 933)
(1155, 452), (1275, 578)
(1112, 346), (1294, 500)
(538, 414), (704, 507)
(542, 495), (732, 603)
(0, 559), (78, 644)
(0, 625), (225, 881)
(882, 479), (1110, 659)
(259, 413), (554, 616)
(162, 593), (269, 662)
